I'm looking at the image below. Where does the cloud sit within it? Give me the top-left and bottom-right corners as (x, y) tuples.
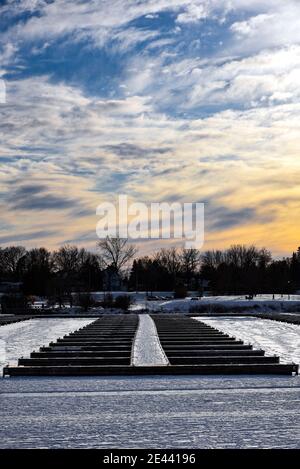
(0, 0), (183, 52)
(1, 71), (300, 253)
(208, 206), (258, 231)
(176, 2), (210, 23)
(230, 4), (300, 53)
(0, 229), (57, 244)
(1, 2), (300, 254)
(0, 42), (18, 67)
(12, 194), (76, 211)
(1, 1), (298, 57)
(125, 45), (300, 113)
(8, 184), (78, 211)
(10, 184), (47, 196)
(103, 143), (172, 157)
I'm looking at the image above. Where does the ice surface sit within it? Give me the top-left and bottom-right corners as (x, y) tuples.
(1, 375), (300, 448)
(132, 314), (169, 366)
(0, 318), (94, 372)
(194, 316), (300, 364)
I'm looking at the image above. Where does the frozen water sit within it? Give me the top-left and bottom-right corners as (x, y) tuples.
(1, 374), (300, 448)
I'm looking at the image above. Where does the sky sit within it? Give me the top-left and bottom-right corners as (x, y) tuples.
(0, 0), (300, 257)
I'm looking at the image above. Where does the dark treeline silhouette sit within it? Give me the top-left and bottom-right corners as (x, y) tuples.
(1, 242), (300, 298)
(199, 245), (295, 295)
(128, 247), (201, 294)
(0, 245), (103, 297)
(128, 245), (300, 295)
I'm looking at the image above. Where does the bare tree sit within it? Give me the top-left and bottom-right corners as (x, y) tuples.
(257, 247), (272, 268)
(201, 250), (225, 269)
(0, 246), (26, 277)
(97, 236), (137, 273)
(181, 248), (201, 288)
(181, 248), (200, 273)
(225, 245), (271, 269)
(52, 245), (80, 273)
(154, 247), (182, 288)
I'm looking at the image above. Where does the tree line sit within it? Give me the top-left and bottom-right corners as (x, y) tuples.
(129, 245), (300, 295)
(1, 240), (300, 298)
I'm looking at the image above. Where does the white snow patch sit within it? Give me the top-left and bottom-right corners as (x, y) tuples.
(156, 296), (300, 313)
(133, 315), (169, 366)
(0, 318), (94, 372)
(194, 316), (300, 364)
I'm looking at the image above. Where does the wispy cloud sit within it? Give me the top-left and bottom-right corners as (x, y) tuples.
(0, 1), (300, 255)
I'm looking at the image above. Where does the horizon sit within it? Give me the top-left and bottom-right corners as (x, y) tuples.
(1, 1), (300, 257)
(0, 239), (298, 263)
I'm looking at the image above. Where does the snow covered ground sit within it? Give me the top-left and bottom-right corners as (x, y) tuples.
(88, 291), (300, 312)
(132, 315), (169, 366)
(195, 317), (300, 365)
(0, 318), (94, 373)
(149, 296), (300, 313)
(1, 375), (300, 448)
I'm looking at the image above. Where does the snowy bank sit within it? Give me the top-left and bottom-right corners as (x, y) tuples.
(155, 296), (300, 314)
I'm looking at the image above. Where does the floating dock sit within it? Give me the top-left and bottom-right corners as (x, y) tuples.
(3, 314), (298, 376)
